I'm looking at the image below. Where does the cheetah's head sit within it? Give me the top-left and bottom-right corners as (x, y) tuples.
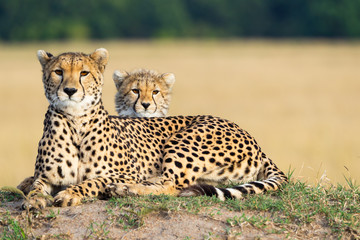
(37, 48), (109, 116)
(113, 69), (175, 117)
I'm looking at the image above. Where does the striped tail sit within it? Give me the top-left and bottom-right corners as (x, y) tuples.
(179, 157), (288, 201)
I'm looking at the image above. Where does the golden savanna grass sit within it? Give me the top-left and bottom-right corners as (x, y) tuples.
(0, 40), (359, 187)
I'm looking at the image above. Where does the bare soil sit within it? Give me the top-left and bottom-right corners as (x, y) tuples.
(0, 199), (344, 240)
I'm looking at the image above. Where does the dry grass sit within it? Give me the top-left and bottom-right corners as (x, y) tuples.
(0, 40), (359, 187)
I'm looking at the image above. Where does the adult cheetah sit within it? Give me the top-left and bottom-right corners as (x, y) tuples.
(23, 48), (287, 209)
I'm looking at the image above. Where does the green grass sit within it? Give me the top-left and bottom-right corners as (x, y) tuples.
(0, 213), (28, 240)
(85, 221), (110, 240)
(105, 178), (359, 238)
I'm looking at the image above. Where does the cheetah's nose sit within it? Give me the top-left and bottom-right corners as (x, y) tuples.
(64, 88), (78, 97)
(142, 102), (150, 110)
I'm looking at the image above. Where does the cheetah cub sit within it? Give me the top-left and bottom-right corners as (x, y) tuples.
(113, 69), (175, 117)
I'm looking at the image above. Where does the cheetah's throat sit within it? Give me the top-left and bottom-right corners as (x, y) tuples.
(53, 95), (98, 116)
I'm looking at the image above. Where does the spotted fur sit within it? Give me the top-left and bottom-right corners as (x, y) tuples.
(113, 69), (175, 118)
(21, 49), (287, 210)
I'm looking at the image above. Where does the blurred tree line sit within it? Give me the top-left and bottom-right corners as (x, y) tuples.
(1, 0), (360, 41)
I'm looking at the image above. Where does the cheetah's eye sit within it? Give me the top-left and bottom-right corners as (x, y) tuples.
(132, 89), (139, 94)
(80, 71), (89, 76)
(152, 90), (160, 95)
(54, 70), (63, 76)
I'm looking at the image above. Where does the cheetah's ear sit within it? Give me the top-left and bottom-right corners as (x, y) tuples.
(90, 48), (109, 73)
(161, 73), (176, 89)
(113, 70), (129, 90)
(37, 50), (53, 67)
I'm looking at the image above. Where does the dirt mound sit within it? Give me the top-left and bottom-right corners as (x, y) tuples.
(0, 198), (343, 240)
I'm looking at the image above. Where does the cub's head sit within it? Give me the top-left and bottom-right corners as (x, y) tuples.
(37, 48), (109, 116)
(113, 69), (175, 118)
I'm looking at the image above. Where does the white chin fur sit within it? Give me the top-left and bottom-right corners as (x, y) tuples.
(52, 95), (96, 116)
(117, 108), (164, 118)
(137, 111), (163, 118)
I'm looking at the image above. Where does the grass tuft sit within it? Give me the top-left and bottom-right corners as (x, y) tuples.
(0, 187), (26, 201)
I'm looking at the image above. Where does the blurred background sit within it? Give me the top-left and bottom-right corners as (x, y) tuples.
(0, 0), (359, 187)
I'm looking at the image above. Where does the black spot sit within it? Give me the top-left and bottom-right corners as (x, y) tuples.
(177, 152), (185, 158)
(181, 147), (190, 152)
(57, 166), (65, 178)
(175, 161), (183, 168)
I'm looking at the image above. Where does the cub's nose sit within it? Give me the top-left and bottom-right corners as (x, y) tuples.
(141, 102), (150, 110)
(64, 88), (78, 97)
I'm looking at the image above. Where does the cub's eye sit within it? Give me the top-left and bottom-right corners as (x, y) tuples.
(132, 89), (139, 94)
(54, 70), (63, 76)
(152, 90), (160, 95)
(80, 71), (89, 76)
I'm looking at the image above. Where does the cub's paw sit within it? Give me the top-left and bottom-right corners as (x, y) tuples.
(105, 183), (137, 197)
(53, 190), (82, 207)
(22, 194), (53, 211)
(17, 176), (34, 195)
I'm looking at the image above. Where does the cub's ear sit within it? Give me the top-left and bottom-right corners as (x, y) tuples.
(90, 48), (109, 72)
(37, 50), (53, 67)
(161, 73), (176, 89)
(113, 70), (129, 90)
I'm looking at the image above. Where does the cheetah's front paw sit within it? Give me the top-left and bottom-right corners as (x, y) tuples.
(22, 194), (53, 211)
(53, 190), (83, 207)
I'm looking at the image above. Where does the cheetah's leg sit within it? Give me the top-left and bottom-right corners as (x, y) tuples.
(22, 177), (54, 210)
(105, 177), (179, 197)
(53, 175), (137, 207)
